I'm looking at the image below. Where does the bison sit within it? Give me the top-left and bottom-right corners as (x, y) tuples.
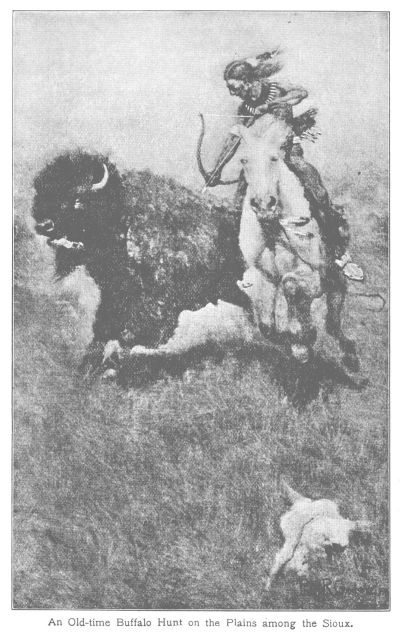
(32, 150), (253, 379)
(32, 150), (365, 400)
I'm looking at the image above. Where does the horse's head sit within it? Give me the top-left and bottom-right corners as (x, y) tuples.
(232, 117), (291, 219)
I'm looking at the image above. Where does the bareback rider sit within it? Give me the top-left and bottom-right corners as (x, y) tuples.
(205, 50), (363, 281)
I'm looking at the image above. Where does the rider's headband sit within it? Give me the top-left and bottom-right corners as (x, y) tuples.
(224, 60), (253, 82)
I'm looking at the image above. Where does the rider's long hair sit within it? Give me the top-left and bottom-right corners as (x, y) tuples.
(224, 48), (283, 83)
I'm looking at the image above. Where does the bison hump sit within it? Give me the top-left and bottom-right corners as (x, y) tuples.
(124, 170), (233, 274)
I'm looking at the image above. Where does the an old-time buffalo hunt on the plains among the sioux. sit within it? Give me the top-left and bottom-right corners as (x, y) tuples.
(14, 11), (388, 612)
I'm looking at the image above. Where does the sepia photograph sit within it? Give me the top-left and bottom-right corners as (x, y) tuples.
(13, 10), (388, 610)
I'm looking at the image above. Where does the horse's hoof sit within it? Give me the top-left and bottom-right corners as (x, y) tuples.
(102, 368), (117, 380)
(349, 374), (369, 390)
(342, 353), (360, 372)
(291, 343), (311, 363)
(258, 323), (273, 340)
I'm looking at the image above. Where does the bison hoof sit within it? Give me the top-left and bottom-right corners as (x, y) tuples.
(79, 341), (107, 380)
(102, 339), (123, 366)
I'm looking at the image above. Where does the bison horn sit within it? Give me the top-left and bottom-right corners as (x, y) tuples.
(91, 163), (109, 191)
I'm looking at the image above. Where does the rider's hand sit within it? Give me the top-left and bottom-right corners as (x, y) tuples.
(267, 101), (283, 114)
(205, 170), (221, 187)
(254, 105), (267, 116)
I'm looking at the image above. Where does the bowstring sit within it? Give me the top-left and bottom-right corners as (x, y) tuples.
(201, 114), (254, 118)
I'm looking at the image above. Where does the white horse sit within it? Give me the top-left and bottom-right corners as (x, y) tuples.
(112, 115), (359, 380)
(232, 115), (359, 367)
(233, 116), (325, 362)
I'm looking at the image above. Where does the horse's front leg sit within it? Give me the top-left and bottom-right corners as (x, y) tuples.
(239, 202), (267, 269)
(280, 273), (317, 363)
(239, 204), (278, 335)
(325, 272), (360, 372)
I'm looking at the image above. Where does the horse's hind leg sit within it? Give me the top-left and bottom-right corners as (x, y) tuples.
(325, 275), (360, 372)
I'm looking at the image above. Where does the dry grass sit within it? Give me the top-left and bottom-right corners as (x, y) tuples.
(13, 161), (388, 609)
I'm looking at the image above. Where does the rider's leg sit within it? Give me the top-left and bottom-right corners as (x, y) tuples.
(285, 143), (348, 253)
(285, 142), (363, 281)
(287, 143), (331, 208)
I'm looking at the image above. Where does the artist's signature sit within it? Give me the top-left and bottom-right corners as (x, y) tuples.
(300, 578), (388, 604)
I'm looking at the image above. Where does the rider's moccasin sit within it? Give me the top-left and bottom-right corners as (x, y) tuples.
(342, 262), (364, 282)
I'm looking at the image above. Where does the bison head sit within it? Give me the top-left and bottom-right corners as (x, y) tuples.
(32, 151), (127, 278)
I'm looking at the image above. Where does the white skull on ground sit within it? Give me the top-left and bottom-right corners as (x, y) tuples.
(265, 482), (370, 590)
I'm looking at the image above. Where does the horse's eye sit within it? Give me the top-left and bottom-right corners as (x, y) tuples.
(240, 158), (248, 165)
(271, 157), (279, 162)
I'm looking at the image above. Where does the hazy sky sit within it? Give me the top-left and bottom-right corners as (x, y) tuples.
(14, 11), (388, 190)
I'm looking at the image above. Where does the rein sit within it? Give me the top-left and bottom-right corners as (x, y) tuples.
(278, 222), (320, 270)
(258, 209), (320, 271)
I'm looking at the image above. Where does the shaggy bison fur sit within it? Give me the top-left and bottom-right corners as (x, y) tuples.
(32, 150), (251, 380)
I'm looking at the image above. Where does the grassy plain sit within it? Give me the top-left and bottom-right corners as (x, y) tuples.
(13, 160), (388, 609)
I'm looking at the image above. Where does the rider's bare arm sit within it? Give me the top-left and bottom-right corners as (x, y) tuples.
(205, 84), (307, 186)
(214, 132), (242, 167)
(237, 103), (257, 126)
(206, 105), (256, 184)
(255, 84), (308, 115)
